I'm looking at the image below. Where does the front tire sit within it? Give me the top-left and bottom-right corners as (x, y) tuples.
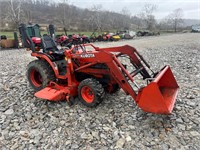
(78, 78), (105, 107)
(27, 59), (55, 91)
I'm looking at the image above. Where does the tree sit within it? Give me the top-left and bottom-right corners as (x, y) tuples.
(141, 3), (157, 30)
(159, 17), (172, 31)
(0, 1), (8, 30)
(0, 0), (148, 31)
(132, 13), (144, 29)
(56, 0), (75, 31)
(168, 8), (183, 32)
(160, 8), (183, 32)
(120, 7), (131, 29)
(89, 4), (103, 31)
(21, 1), (33, 23)
(7, 0), (23, 29)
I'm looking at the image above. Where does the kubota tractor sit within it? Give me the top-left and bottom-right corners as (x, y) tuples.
(19, 24), (179, 114)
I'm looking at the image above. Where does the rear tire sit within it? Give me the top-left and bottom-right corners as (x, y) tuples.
(27, 59), (55, 91)
(78, 78), (105, 107)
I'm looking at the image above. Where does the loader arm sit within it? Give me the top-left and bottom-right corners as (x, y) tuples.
(106, 58), (138, 100)
(71, 45), (153, 101)
(100, 45), (154, 79)
(100, 45), (154, 101)
(102, 45), (179, 114)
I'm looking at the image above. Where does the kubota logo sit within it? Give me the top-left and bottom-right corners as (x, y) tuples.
(80, 54), (95, 58)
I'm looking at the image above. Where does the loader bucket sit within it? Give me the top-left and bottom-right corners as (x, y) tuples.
(137, 66), (179, 114)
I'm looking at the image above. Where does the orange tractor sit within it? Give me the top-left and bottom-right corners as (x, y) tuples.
(19, 24), (179, 114)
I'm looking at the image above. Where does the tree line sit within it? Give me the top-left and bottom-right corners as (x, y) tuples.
(0, 0), (184, 32)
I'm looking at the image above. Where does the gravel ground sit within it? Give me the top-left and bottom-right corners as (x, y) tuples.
(0, 33), (200, 150)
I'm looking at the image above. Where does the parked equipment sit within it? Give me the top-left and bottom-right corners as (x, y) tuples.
(101, 31), (120, 41)
(0, 33), (18, 48)
(26, 24), (41, 38)
(49, 24), (56, 40)
(137, 30), (160, 36)
(19, 24), (179, 114)
(48, 24), (90, 46)
(0, 35), (7, 40)
(117, 30), (136, 39)
(90, 30), (121, 42)
(191, 25), (200, 32)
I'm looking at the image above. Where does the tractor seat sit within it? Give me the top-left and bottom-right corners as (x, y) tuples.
(52, 49), (65, 55)
(41, 35), (65, 60)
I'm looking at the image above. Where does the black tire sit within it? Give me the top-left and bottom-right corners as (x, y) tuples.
(78, 78), (105, 107)
(27, 59), (55, 91)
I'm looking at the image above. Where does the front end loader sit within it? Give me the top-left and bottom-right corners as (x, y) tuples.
(19, 24), (179, 114)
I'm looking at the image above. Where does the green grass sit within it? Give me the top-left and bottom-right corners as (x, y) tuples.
(0, 31), (94, 39)
(0, 31), (15, 39)
(2, 30), (186, 39)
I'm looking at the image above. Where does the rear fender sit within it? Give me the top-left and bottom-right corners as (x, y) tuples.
(31, 52), (60, 78)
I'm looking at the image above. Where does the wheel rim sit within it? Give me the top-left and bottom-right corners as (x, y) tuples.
(30, 69), (43, 87)
(81, 86), (94, 103)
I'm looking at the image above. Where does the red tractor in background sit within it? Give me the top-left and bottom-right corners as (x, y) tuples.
(19, 24), (179, 114)
(48, 24), (90, 47)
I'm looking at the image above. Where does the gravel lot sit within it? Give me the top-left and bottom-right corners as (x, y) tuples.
(0, 33), (200, 149)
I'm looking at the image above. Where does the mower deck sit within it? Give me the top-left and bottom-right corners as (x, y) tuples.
(35, 87), (66, 101)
